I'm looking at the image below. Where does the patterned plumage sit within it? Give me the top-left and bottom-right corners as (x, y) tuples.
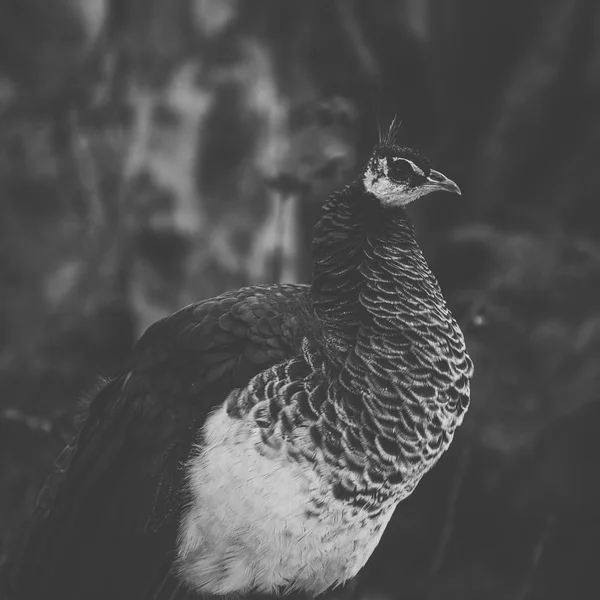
(5, 130), (473, 600)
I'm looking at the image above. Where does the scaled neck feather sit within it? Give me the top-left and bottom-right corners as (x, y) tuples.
(311, 180), (443, 371)
(307, 179), (471, 506)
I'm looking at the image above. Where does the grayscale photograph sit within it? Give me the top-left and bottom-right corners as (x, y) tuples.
(0, 1), (597, 599)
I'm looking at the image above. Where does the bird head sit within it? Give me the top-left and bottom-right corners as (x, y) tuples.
(363, 136), (461, 207)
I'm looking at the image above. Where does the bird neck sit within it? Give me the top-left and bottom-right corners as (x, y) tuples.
(311, 180), (446, 372)
(310, 181), (368, 360)
(308, 182), (469, 509)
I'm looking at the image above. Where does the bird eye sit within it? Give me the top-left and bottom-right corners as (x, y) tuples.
(387, 158), (414, 182)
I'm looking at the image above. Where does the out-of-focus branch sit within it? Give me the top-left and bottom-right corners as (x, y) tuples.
(333, 0), (381, 85)
(514, 512), (557, 600)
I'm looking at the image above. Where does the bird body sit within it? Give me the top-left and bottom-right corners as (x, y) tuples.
(6, 133), (473, 600)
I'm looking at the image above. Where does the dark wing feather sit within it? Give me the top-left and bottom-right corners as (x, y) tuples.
(6, 284), (312, 600)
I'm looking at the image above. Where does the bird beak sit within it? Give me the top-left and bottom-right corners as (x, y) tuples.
(425, 169), (462, 195)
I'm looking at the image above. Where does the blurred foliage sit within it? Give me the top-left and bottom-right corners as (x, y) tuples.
(0, 0), (599, 598)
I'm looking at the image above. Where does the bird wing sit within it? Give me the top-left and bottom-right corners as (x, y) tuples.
(7, 284), (313, 600)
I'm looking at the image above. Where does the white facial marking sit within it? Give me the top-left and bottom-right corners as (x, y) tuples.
(400, 158), (424, 177)
(363, 157), (429, 206)
(363, 158), (397, 204)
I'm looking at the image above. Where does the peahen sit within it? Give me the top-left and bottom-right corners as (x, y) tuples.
(6, 123), (473, 600)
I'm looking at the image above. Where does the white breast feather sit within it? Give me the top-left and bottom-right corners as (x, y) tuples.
(176, 396), (397, 596)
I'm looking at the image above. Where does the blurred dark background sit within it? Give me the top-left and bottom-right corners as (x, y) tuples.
(1, 0), (599, 598)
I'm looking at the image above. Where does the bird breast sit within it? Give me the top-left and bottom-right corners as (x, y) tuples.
(176, 398), (396, 596)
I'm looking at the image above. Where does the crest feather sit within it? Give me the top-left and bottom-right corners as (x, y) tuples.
(380, 115), (403, 147)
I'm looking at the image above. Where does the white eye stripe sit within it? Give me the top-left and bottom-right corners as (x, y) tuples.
(393, 158), (424, 177)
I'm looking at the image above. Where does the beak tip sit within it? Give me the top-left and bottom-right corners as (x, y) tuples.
(427, 170), (462, 196)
